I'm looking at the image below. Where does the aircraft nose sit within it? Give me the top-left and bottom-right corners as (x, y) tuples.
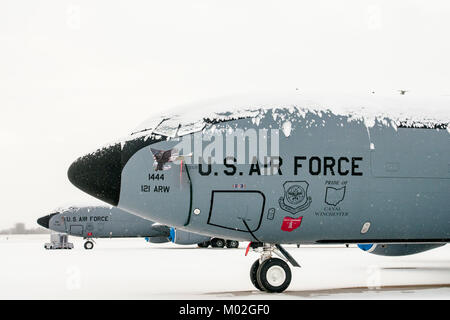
(37, 213), (59, 229)
(68, 143), (122, 206)
(37, 215), (51, 228)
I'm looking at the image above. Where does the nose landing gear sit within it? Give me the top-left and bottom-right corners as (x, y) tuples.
(256, 258), (291, 293)
(248, 243), (300, 293)
(84, 239), (95, 250)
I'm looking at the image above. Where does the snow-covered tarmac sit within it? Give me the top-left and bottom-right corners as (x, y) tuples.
(0, 235), (449, 299)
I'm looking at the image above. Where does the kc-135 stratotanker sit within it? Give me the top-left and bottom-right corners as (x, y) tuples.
(37, 206), (239, 249)
(67, 92), (450, 292)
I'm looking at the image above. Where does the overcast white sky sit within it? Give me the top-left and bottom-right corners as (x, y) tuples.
(1, 0), (450, 228)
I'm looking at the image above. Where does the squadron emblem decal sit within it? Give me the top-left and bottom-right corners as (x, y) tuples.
(150, 148), (186, 171)
(279, 181), (312, 214)
(150, 148), (193, 171)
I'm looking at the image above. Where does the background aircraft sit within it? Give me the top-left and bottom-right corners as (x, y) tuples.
(37, 206), (239, 249)
(67, 92), (450, 292)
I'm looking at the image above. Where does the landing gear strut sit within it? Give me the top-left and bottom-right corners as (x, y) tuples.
(248, 243), (300, 293)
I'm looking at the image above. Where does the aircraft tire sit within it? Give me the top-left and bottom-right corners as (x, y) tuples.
(84, 241), (94, 250)
(226, 240), (239, 248)
(197, 242), (210, 248)
(250, 260), (264, 291)
(210, 238), (225, 248)
(256, 258), (291, 293)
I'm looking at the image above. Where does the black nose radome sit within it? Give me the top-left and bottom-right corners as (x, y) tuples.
(68, 143), (122, 206)
(37, 213), (58, 229)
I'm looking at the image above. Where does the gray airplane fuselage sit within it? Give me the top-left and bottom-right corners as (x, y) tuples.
(38, 206), (168, 239)
(68, 93), (450, 245)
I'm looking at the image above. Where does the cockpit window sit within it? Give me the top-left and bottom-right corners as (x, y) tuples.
(130, 96), (265, 138)
(131, 114), (207, 138)
(177, 120), (207, 136)
(153, 117), (182, 137)
(131, 115), (168, 136)
(131, 113), (258, 138)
